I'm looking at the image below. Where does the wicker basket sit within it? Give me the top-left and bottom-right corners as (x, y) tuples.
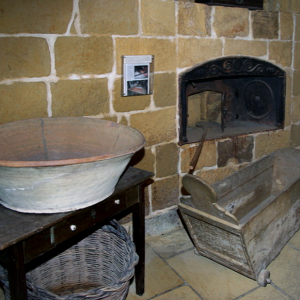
(0, 220), (138, 300)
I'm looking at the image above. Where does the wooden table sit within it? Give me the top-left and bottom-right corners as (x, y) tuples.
(0, 167), (153, 300)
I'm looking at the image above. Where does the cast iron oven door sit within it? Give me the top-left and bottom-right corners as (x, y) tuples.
(178, 56), (285, 144)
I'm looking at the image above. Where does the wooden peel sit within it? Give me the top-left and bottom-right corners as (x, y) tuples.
(188, 121), (219, 174)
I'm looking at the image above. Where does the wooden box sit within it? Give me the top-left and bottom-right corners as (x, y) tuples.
(179, 148), (300, 286)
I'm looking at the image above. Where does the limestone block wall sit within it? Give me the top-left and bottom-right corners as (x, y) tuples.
(0, 0), (300, 221)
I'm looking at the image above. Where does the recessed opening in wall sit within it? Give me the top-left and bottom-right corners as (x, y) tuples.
(179, 56), (286, 145)
(188, 91), (222, 128)
(194, 0), (264, 10)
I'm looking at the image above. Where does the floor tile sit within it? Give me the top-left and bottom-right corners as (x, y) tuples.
(167, 249), (258, 300)
(126, 244), (184, 300)
(153, 285), (201, 300)
(238, 284), (293, 300)
(267, 244), (300, 299)
(288, 229), (300, 250)
(147, 228), (194, 259)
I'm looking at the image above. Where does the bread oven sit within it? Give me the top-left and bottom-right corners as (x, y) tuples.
(178, 56), (286, 144)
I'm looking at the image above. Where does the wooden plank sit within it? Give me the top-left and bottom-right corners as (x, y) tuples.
(272, 148), (300, 193)
(181, 175), (238, 224)
(217, 167), (273, 220)
(212, 153), (273, 199)
(178, 203), (241, 233)
(245, 198), (300, 277)
(4, 244), (28, 300)
(180, 212), (254, 279)
(133, 185), (145, 296)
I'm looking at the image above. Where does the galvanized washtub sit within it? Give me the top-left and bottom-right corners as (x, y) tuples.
(0, 117), (145, 213)
(179, 148), (300, 286)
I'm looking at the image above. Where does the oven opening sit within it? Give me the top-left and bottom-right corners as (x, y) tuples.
(179, 57), (286, 145)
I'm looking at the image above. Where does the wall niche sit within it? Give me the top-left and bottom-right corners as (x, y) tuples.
(195, 0), (263, 10)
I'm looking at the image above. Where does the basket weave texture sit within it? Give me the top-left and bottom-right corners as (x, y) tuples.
(0, 220), (138, 300)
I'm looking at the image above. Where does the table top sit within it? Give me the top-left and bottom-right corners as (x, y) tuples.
(0, 167), (153, 251)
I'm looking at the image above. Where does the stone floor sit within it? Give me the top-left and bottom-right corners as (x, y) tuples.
(127, 227), (300, 300)
(1, 226), (300, 300)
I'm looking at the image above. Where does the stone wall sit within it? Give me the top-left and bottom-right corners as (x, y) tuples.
(0, 0), (300, 227)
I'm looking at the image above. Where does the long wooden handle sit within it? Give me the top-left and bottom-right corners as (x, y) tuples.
(188, 128), (208, 174)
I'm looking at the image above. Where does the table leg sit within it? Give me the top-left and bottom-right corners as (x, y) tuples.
(5, 244), (28, 300)
(132, 184), (145, 296)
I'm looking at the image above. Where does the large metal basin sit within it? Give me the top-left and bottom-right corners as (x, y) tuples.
(0, 117), (145, 213)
